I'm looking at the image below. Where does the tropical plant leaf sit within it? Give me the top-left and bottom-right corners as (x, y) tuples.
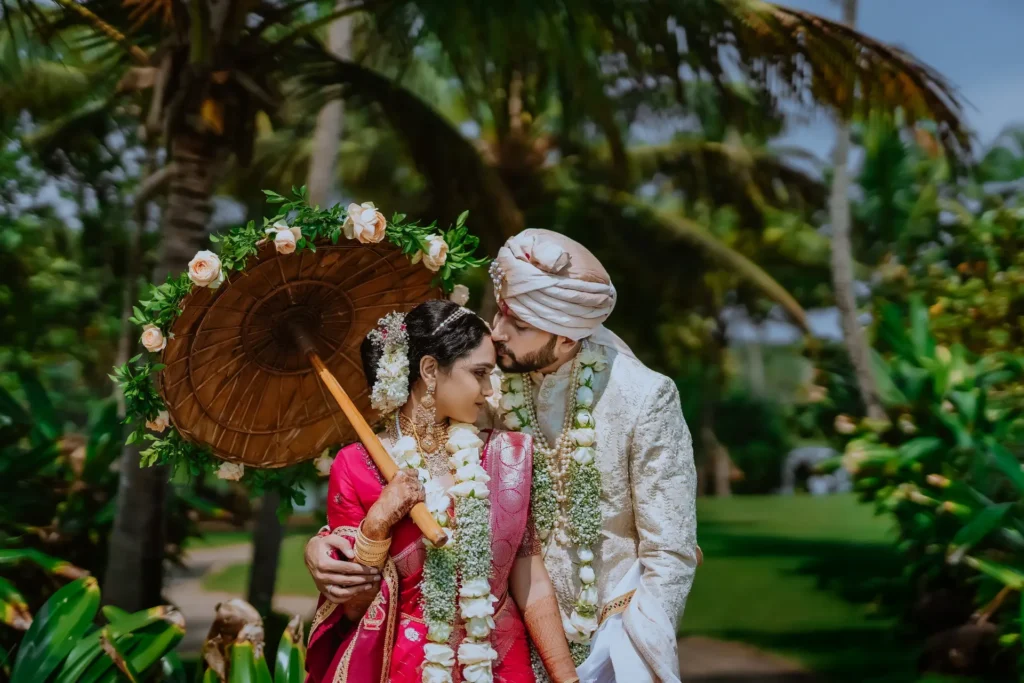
(0, 577), (32, 630)
(11, 577), (100, 683)
(952, 503), (1012, 549)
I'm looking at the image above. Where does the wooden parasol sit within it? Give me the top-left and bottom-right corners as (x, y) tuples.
(159, 238), (447, 545)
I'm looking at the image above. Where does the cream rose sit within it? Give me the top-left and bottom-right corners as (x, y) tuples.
(188, 250), (225, 289)
(146, 410), (170, 433)
(465, 616), (494, 639)
(389, 436), (420, 467)
(141, 324), (167, 353)
(579, 585), (599, 606)
(459, 577), (493, 598)
(579, 565), (596, 584)
(575, 410), (594, 428)
(448, 448), (479, 469)
(449, 284), (470, 306)
(423, 643), (456, 667)
(417, 235), (449, 272)
(424, 479), (450, 515)
(456, 463), (490, 483)
(486, 371), (502, 410)
(576, 386), (595, 408)
(447, 425), (484, 452)
(461, 662), (494, 683)
(458, 641), (498, 665)
(569, 610), (598, 636)
(578, 548), (594, 562)
(500, 391), (525, 411)
(449, 480), (489, 498)
(265, 221), (302, 254)
(580, 366), (595, 385)
(569, 428), (596, 447)
(507, 376), (525, 393)
(427, 621), (453, 644)
(572, 447), (595, 466)
(422, 664), (453, 683)
(343, 202), (387, 244)
(503, 412), (523, 430)
(459, 595), (497, 619)
(217, 461), (244, 481)
(314, 451), (334, 477)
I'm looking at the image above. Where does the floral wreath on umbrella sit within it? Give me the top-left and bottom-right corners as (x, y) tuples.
(112, 188), (486, 507)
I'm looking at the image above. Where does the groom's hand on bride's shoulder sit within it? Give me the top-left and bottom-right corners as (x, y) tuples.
(305, 534), (381, 604)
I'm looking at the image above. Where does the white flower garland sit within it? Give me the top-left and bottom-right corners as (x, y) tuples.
(367, 313), (410, 415)
(389, 422), (498, 683)
(497, 345), (607, 661)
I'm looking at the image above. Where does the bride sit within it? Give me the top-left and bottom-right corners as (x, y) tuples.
(306, 300), (577, 683)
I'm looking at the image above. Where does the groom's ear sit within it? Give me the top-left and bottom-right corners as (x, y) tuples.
(555, 335), (578, 354)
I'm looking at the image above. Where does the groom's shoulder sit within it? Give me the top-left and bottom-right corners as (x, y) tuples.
(606, 349), (674, 396)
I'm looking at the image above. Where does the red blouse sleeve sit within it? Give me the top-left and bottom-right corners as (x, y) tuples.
(327, 444), (374, 530)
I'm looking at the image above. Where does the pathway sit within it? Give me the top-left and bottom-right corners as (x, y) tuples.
(168, 544), (819, 680)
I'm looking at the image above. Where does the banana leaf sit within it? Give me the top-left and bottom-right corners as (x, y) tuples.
(10, 576), (100, 683)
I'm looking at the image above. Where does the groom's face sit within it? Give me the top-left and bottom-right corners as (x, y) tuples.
(490, 309), (560, 373)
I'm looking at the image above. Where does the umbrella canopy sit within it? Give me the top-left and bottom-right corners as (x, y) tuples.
(161, 239), (436, 468)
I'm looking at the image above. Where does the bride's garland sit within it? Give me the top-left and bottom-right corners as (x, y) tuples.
(390, 423), (498, 683)
(497, 345), (607, 663)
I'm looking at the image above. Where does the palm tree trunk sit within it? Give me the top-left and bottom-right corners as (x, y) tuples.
(247, 492), (284, 616)
(103, 132), (220, 610)
(828, 0), (885, 421)
(307, 8), (352, 206)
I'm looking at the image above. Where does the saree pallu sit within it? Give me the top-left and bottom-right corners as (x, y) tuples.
(306, 429), (540, 683)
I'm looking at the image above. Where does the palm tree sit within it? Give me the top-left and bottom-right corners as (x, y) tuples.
(827, 0), (885, 420)
(6, 0), (971, 603)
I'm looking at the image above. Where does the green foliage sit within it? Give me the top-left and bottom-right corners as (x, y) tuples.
(715, 391), (792, 494)
(826, 298), (1024, 672)
(4, 576), (308, 683)
(0, 373), (225, 655)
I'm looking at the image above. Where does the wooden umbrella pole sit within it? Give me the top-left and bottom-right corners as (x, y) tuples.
(291, 324), (448, 547)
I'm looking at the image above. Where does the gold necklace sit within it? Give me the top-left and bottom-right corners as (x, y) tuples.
(397, 414), (450, 478)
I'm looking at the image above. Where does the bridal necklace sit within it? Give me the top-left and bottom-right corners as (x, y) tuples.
(388, 414), (499, 683)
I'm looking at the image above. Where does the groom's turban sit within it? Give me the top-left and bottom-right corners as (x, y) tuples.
(490, 229), (634, 357)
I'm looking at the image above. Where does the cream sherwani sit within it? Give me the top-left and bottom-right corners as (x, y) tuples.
(487, 343), (698, 681)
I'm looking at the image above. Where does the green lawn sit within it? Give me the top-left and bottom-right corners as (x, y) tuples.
(201, 495), (972, 682)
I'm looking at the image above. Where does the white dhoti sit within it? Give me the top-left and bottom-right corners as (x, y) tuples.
(577, 560), (681, 683)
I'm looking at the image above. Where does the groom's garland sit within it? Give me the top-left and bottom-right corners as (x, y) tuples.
(497, 345), (607, 664)
(391, 423), (499, 683)
(111, 187), (486, 508)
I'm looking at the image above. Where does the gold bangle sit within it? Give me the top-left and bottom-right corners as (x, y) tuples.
(355, 522), (391, 567)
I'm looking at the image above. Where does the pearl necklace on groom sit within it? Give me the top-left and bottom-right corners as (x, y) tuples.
(497, 343), (607, 663)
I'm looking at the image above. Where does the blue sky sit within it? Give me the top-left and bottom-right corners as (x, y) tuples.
(777, 0), (1024, 159)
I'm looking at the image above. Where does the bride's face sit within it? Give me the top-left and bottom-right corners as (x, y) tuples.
(434, 338), (497, 425)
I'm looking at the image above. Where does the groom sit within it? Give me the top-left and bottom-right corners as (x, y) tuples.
(305, 229), (698, 681)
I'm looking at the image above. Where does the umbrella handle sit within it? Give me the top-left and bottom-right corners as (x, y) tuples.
(304, 351), (448, 548)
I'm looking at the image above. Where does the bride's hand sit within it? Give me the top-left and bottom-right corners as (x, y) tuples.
(363, 469), (425, 539)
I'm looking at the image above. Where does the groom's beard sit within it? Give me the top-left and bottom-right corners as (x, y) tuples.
(495, 336), (559, 374)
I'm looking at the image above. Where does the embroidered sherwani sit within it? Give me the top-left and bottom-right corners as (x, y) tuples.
(487, 345), (698, 681)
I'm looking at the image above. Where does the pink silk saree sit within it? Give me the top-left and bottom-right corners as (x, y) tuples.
(306, 429), (540, 683)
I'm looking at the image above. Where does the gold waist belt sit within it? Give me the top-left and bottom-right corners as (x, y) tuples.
(598, 589), (635, 626)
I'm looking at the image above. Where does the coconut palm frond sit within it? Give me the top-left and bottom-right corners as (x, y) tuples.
(293, 47), (523, 255)
(714, 0), (970, 160)
(587, 188), (809, 331)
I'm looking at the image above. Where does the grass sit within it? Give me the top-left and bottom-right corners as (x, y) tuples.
(199, 494), (976, 682)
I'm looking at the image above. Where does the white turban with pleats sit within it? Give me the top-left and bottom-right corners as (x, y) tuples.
(491, 229), (635, 358)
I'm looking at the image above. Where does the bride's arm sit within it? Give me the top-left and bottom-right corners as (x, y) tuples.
(509, 555), (578, 683)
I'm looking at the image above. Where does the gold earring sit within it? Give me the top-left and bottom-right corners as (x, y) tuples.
(417, 381), (438, 452)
